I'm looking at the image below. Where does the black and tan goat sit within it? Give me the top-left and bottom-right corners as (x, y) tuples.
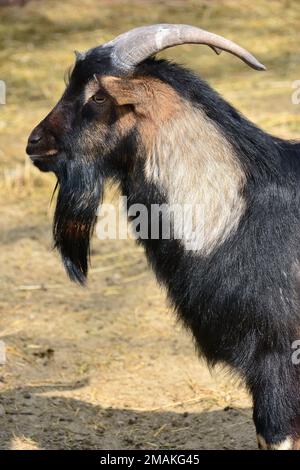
(26, 24), (300, 450)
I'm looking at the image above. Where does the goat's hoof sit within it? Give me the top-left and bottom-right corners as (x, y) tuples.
(257, 434), (300, 450)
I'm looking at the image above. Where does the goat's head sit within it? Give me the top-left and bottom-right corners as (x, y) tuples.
(26, 24), (265, 284)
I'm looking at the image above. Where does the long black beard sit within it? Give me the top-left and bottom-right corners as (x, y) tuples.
(53, 154), (104, 284)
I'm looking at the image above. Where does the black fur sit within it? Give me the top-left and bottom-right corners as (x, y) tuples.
(27, 48), (300, 447)
(53, 153), (104, 284)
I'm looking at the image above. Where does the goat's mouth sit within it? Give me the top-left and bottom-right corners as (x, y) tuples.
(28, 149), (58, 160)
(28, 150), (60, 172)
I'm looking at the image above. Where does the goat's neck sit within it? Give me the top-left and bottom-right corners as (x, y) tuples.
(141, 105), (246, 253)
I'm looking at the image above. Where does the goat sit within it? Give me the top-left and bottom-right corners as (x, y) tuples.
(26, 24), (300, 450)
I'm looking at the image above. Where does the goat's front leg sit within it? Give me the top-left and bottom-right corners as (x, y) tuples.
(246, 352), (300, 450)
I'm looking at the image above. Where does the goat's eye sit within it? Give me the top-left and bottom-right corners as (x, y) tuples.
(92, 94), (106, 104)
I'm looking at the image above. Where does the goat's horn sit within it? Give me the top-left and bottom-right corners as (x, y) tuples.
(106, 24), (266, 72)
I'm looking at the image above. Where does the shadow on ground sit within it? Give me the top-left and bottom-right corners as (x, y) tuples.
(0, 382), (255, 450)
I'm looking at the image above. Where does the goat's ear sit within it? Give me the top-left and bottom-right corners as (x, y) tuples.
(100, 75), (181, 121)
(100, 76), (149, 107)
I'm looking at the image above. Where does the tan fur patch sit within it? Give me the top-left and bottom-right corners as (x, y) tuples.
(101, 75), (180, 116)
(101, 75), (181, 142)
(257, 434), (294, 450)
(115, 105), (136, 138)
(44, 149), (58, 156)
(145, 103), (246, 254)
(293, 437), (300, 450)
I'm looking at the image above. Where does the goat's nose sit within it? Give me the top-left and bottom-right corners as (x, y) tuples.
(28, 130), (43, 145)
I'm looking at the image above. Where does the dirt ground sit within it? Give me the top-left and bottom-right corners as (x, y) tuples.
(0, 192), (254, 450)
(0, 0), (299, 450)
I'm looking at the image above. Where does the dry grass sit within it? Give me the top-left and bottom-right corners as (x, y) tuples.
(0, 0), (299, 450)
(1, 0), (299, 185)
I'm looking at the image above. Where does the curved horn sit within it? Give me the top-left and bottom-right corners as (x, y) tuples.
(106, 24), (266, 72)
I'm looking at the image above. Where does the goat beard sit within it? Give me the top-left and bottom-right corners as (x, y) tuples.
(52, 154), (104, 284)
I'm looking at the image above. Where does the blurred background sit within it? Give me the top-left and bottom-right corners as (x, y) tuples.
(0, 0), (299, 450)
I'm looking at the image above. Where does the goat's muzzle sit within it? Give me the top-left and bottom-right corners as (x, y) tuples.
(26, 125), (59, 171)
